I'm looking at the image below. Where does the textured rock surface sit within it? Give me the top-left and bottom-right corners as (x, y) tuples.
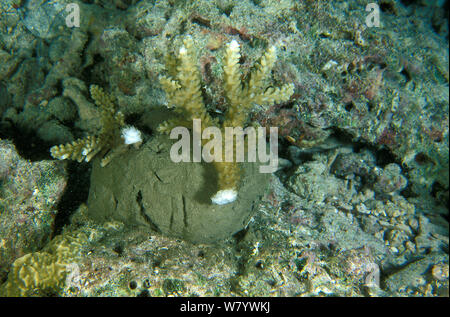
(0, 139), (67, 282)
(0, 0), (447, 298)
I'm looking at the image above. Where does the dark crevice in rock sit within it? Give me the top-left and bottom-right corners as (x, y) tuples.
(0, 121), (53, 162)
(53, 161), (91, 236)
(182, 195), (187, 228)
(136, 190), (160, 233)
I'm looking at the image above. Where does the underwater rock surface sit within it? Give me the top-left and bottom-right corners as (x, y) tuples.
(0, 139), (67, 282)
(21, 1), (67, 39)
(87, 134), (270, 243)
(0, 0), (448, 297)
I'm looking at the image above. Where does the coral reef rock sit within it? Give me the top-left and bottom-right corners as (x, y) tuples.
(0, 139), (67, 282)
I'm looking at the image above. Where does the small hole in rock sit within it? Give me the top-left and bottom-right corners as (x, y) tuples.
(129, 281), (137, 290)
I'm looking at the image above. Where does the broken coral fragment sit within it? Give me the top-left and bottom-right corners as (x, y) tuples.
(50, 85), (142, 166)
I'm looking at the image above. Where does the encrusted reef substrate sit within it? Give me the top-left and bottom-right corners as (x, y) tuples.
(0, 139), (67, 283)
(87, 133), (270, 243)
(0, 0), (448, 298)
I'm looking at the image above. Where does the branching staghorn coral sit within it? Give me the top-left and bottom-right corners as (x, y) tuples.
(50, 85), (142, 167)
(158, 37), (294, 204)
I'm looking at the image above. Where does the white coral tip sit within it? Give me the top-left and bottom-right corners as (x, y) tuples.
(121, 126), (142, 145)
(228, 39), (240, 51)
(211, 189), (237, 205)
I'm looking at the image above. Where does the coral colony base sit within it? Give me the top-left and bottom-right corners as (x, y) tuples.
(86, 132), (271, 243)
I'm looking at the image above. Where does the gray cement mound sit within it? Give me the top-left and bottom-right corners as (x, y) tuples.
(87, 134), (270, 243)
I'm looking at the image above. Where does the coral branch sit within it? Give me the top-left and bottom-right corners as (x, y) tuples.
(50, 85), (141, 166)
(159, 37), (294, 204)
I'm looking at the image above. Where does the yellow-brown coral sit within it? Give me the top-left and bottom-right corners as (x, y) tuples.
(0, 230), (87, 297)
(158, 37), (294, 204)
(50, 85), (140, 167)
